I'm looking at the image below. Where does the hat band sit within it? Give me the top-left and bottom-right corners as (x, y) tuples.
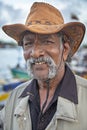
(26, 20), (57, 26)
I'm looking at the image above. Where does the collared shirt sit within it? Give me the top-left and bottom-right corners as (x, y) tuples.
(20, 65), (78, 130)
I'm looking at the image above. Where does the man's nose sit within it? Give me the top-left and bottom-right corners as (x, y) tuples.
(30, 45), (45, 58)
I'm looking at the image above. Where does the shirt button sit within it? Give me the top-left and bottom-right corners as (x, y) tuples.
(24, 117), (26, 120)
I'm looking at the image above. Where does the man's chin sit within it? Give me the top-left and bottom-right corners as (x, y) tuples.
(33, 74), (49, 81)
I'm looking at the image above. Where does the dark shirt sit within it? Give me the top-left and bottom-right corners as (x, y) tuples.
(20, 65), (78, 130)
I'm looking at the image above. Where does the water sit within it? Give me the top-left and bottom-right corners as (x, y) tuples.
(0, 47), (25, 81)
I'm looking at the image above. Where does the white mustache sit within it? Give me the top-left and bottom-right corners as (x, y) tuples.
(28, 57), (53, 66)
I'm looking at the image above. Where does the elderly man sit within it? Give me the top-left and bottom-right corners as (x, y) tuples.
(0, 2), (87, 130)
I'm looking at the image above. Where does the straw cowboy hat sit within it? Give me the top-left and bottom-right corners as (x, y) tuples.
(2, 2), (85, 56)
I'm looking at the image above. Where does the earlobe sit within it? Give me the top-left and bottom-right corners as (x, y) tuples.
(63, 42), (70, 61)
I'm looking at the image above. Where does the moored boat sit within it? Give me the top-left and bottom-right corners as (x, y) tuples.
(3, 80), (25, 91)
(0, 92), (10, 102)
(10, 67), (31, 80)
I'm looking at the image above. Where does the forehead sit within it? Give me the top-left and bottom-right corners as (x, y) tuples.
(22, 31), (59, 40)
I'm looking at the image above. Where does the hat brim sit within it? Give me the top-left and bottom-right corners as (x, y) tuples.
(2, 22), (85, 56)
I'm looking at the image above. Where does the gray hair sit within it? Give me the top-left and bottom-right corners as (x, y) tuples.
(57, 32), (72, 62)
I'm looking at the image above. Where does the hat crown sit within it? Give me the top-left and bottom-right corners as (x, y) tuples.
(25, 2), (64, 26)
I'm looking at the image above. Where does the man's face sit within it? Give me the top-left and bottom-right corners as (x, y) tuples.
(22, 32), (64, 81)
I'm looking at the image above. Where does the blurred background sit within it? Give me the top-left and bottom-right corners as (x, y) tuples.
(0, 0), (87, 107)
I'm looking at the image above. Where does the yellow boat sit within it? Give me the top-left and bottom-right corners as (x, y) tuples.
(0, 92), (10, 101)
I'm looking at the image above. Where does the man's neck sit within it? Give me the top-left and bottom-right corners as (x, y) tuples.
(37, 64), (65, 90)
(37, 64), (65, 111)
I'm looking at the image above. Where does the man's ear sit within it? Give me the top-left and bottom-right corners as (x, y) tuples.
(63, 42), (71, 61)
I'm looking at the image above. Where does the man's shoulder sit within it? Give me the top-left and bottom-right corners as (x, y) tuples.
(75, 74), (87, 89)
(10, 79), (33, 98)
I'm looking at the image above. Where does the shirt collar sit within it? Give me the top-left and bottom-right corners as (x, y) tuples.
(19, 65), (78, 104)
(59, 65), (78, 104)
(19, 79), (39, 101)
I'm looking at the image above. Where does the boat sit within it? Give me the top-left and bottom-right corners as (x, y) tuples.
(11, 67), (30, 80)
(10, 47), (31, 80)
(0, 92), (10, 102)
(0, 80), (25, 103)
(3, 80), (25, 92)
(10, 63), (31, 80)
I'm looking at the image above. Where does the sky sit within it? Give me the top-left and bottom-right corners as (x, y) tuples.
(0, 0), (87, 45)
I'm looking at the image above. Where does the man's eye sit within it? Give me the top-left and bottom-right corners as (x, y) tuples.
(44, 40), (54, 44)
(24, 42), (33, 46)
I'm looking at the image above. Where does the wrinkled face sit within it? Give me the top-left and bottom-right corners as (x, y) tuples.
(22, 32), (69, 81)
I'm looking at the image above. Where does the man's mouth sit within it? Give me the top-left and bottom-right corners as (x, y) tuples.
(27, 57), (57, 79)
(34, 61), (46, 65)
